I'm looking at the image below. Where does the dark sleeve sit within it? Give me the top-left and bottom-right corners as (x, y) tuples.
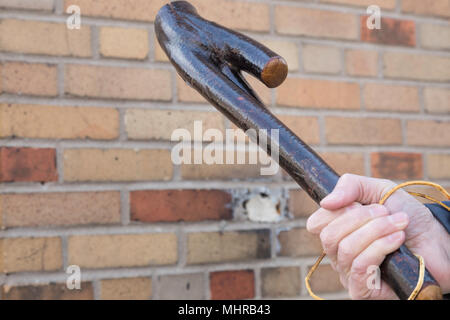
(425, 201), (450, 234)
(424, 201), (450, 299)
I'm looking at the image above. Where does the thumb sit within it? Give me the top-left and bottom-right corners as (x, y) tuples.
(320, 174), (396, 210)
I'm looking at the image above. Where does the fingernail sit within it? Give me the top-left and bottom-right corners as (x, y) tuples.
(388, 231), (404, 242)
(321, 190), (344, 205)
(388, 212), (408, 228)
(369, 205), (387, 218)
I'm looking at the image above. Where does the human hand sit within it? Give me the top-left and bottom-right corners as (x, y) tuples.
(306, 174), (450, 299)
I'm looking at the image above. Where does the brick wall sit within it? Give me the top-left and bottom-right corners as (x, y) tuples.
(0, 0), (449, 300)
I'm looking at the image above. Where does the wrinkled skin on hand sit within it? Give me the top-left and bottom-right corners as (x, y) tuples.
(307, 174), (450, 299)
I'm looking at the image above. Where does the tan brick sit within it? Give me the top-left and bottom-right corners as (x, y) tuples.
(424, 88), (450, 114)
(154, 35), (169, 62)
(307, 264), (344, 293)
(260, 40), (299, 71)
(345, 49), (378, 77)
(420, 24), (450, 50)
(275, 6), (358, 40)
(0, 0), (54, 11)
(402, 0), (450, 18)
(320, 0), (396, 9)
(371, 152), (423, 180)
(177, 73), (272, 105)
(302, 45), (341, 74)
(66, 0), (269, 31)
(277, 115), (320, 145)
(246, 75), (272, 105)
(100, 278), (152, 300)
(0, 19), (91, 56)
(384, 52), (450, 82)
(63, 149), (173, 182)
(427, 154), (450, 180)
(68, 233), (177, 268)
(100, 27), (149, 59)
(2, 283), (93, 300)
(320, 152), (365, 175)
(65, 65), (171, 100)
(153, 36), (169, 62)
(158, 273), (204, 300)
(64, 0), (166, 22)
(2, 62), (57, 96)
(406, 120), (450, 147)
(180, 151), (264, 180)
(177, 76), (207, 103)
(325, 117), (402, 145)
(0, 104), (118, 140)
(187, 230), (270, 264)
(125, 109), (224, 141)
(364, 84), (420, 112)
(190, 0), (270, 32)
(0, 237), (62, 273)
(261, 266), (301, 297)
(0, 192), (120, 228)
(277, 78), (360, 110)
(278, 228), (322, 257)
(289, 189), (319, 218)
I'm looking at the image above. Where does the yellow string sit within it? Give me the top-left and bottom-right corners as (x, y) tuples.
(305, 180), (449, 300)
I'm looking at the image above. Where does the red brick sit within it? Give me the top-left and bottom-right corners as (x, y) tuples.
(361, 16), (415, 47)
(210, 270), (254, 300)
(2, 283), (93, 300)
(130, 190), (232, 223)
(0, 147), (57, 183)
(371, 152), (423, 180)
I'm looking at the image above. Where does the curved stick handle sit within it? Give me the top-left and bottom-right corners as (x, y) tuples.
(155, 1), (442, 300)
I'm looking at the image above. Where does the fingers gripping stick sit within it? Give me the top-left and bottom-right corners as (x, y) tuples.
(155, 1), (442, 300)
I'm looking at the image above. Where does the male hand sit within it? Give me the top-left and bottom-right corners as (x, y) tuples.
(306, 174), (450, 299)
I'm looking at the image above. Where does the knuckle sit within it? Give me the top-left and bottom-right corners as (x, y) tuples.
(340, 173), (356, 185)
(337, 239), (353, 263)
(350, 259), (368, 277)
(380, 179), (397, 195)
(320, 228), (336, 253)
(339, 272), (349, 289)
(306, 212), (320, 233)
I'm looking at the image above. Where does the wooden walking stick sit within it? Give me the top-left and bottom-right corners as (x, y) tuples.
(155, 1), (443, 300)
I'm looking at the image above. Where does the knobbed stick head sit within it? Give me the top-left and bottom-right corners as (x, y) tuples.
(155, 1), (288, 107)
